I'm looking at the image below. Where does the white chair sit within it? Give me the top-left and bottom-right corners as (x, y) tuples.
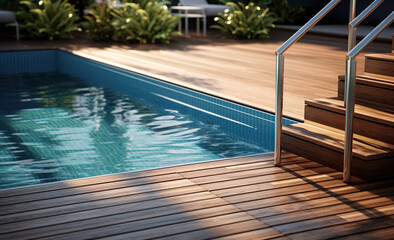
(93, 0), (122, 7)
(178, 0), (230, 16)
(0, 10), (19, 41)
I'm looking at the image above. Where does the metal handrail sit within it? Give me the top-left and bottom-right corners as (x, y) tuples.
(275, 0), (342, 54)
(274, 0), (344, 166)
(344, 0), (384, 104)
(343, 11), (394, 182)
(347, 0), (384, 52)
(347, 0), (356, 52)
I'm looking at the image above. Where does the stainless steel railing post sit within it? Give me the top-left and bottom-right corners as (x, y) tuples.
(343, 57), (356, 182)
(344, 0), (356, 107)
(343, 11), (393, 182)
(273, 0), (342, 166)
(274, 53), (284, 166)
(347, 0), (357, 52)
(345, 0), (384, 105)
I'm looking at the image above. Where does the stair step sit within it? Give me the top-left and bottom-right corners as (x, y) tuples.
(282, 123), (394, 180)
(338, 74), (394, 109)
(306, 97), (394, 126)
(283, 123), (393, 161)
(364, 53), (394, 77)
(353, 74), (394, 86)
(304, 97), (394, 143)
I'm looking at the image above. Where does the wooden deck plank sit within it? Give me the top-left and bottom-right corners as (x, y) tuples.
(40, 212), (262, 240)
(184, 166), (327, 192)
(204, 168), (338, 194)
(213, 229), (290, 240)
(256, 193), (394, 225)
(0, 155), (392, 239)
(0, 189), (214, 225)
(1, 204), (243, 239)
(271, 203), (394, 235)
(334, 226), (394, 240)
(176, 156), (307, 179)
(0, 178), (199, 215)
(1, 197), (226, 233)
(208, 168), (339, 196)
(155, 221), (283, 240)
(235, 180), (394, 211)
(181, 161), (320, 184)
(252, 185), (394, 218)
(0, 173), (186, 206)
(286, 216), (394, 240)
(244, 189), (392, 221)
(222, 179), (361, 204)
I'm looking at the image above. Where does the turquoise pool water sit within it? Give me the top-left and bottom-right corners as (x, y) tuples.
(0, 50), (296, 190)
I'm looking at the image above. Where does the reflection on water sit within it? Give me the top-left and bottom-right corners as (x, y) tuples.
(0, 73), (266, 189)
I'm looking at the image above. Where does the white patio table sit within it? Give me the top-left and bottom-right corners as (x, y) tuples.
(170, 6), (206, 38)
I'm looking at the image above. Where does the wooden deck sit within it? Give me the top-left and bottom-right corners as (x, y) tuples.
(1, 29), (391, 120)
(0, 153), (393, 239)
(1, 30), (393, 239)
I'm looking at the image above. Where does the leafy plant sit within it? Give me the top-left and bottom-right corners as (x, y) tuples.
(111, 0), (180, 44)
(218, 0), (304, 24)
(83, 3), (115, 41)
(268, 0), (304, 24)
(212, 2), (275, 39)
(16, 0), (80, 40)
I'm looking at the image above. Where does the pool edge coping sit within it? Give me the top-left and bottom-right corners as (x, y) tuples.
(0, 47), (302, 123)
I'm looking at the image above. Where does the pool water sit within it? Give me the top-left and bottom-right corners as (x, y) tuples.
(0, 72), (267, 189)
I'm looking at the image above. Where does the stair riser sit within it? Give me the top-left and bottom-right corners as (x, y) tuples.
(365, 58), (394, 77)
(338, 80), (394, 109)
(304, 105), (394, 144)
(282, 134), (394, 181)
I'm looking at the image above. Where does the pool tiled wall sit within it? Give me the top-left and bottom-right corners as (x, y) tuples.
(0, 50), (58, 74)
(0, 50), (296, 151)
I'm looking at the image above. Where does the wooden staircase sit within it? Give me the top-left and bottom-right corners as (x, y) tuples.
(282, 39), (394, 181)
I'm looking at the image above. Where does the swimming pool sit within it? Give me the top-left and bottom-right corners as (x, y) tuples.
(0, 50), (296, 189)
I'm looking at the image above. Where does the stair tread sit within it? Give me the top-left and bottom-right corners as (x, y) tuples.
(305, 97), (394, 126)
(338, 74), (394, 87)
(283, 123), (394, 161)
(358, 74), (394, 84)
(365, 53), (394, 61)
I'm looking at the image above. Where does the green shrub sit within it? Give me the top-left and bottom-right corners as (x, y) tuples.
(111, 0), (180, 44)
(212, 2), (275, 39)
(218, 0), (304, 24)
(16, 0), (80, 40)
(83, 3), (115, 41)
(268, 0), (304, 24)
